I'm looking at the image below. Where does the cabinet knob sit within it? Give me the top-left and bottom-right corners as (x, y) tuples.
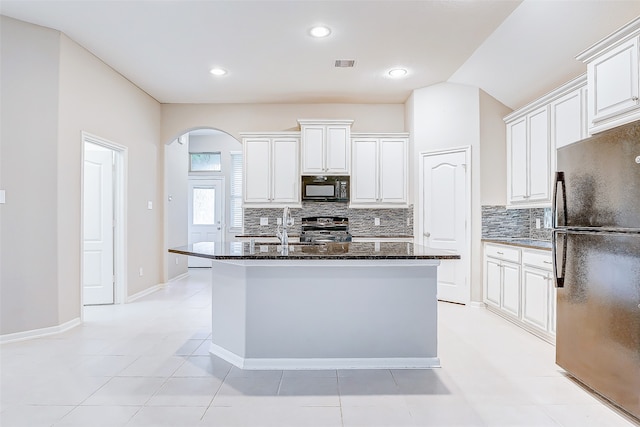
(632, 96), (639, 101)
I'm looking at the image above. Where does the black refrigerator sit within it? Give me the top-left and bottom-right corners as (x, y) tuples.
(553, 119), (640, 420)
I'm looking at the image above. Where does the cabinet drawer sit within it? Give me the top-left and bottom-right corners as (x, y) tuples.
(522, 249), (553, 271)
(485, 244), (520, 263)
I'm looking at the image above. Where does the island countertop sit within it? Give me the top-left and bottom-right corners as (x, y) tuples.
(169, 241), (460, 260)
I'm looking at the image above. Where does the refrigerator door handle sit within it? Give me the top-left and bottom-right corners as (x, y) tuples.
(552, 171), (567, 228)
(552, 229), (567, 288)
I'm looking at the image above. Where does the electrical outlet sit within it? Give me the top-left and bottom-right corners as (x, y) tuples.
(175, 257), (179, 265)
(277, 217), (282, 225)
(139, 267), (144, 277)
(374, 218), (380, 226)
(147, 201), (153, 210)
(535, 218), (541, 229)
(260, 217), (269, 226)
(0, 190), (5, 204)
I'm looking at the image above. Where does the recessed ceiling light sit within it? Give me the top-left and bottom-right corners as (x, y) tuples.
(388, 68), (408, 78)
(209, 68), (227, 76)
(309, 25), (331, 38)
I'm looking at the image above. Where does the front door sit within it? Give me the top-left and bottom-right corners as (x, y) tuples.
(83, 143), (115, 305)
(420, 148), (470, 304)
(188, 178), (224, 267)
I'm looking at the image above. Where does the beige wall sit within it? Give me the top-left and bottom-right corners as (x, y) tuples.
(1, 16), (62, 334)
(160, 103), (406, 144)
(1, 16), (162, 336)
(480, 90), (511, 205)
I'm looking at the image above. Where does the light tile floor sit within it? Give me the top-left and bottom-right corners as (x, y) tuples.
(1, 269), (638, 427)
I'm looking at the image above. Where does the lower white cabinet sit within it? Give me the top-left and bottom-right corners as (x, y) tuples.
(483, 243), (556, 343)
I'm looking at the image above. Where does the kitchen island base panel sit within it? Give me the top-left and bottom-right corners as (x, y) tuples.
(209, 259), (440, 370)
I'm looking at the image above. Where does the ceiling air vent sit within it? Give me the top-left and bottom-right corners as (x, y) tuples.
(335, 60), (356, 68)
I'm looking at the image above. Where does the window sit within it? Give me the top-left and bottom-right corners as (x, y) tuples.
(190, 152), (221, 172)
(192, 187), (216, 225)
(230, 152), (243, 230)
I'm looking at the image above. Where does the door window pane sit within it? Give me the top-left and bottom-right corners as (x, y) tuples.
(190, 152), (221, 172)
(193, 187), (215, 225)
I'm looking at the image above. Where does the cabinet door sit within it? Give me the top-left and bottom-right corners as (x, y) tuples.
(244, 138), (271, 203)
(485, 258), (502, 307)
(522, 267), (549, 330)
(325, 126), (350, 174)
(552, 89), (584, 150)
(589, 37), (640, 124)
(501, 262), (521, 317)
(272, 138), (299, 203)
(351, 138), (379, 203)
(379, 138), (407, 203)
(507, 118), (528, 203)
(301, 126), (325, 174)
(528, 106), (550, 202)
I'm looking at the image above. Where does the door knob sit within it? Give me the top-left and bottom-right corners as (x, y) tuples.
(424, 232), (431, 237)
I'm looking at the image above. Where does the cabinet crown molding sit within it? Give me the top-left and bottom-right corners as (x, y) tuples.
(504, 74), (586, 122)
(351, 132), (409, 138)
(239, 131), (300, 138)
(576, 16), (640, 63)
(297, 119), (354, 126)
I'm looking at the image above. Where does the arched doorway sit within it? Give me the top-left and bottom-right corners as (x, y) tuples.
(165, 128), (242, 277)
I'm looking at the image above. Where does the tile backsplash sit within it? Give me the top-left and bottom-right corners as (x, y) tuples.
(482, 205), (552, 241)
(243, 203), (413, 236)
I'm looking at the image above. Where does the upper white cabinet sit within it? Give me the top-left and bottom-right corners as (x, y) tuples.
(550, 78), (588, 150)
(350, 133), (408, 208)
(298, 119), (353, 175)
(505, 75), (587, 208)
(576, 17), (640, 134)
(242, 133), (300, 207)
(506, 106), (550, 207)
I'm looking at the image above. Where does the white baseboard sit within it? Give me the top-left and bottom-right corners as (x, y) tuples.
(468, 301), (487, 309)
(0, 317), (81, 344)
(209, 342), (441, 370)
(168, 272), (190, 282)
(127, 283), (166, 303)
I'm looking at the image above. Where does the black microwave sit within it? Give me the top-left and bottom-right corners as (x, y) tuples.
(301, 175), (349, 202)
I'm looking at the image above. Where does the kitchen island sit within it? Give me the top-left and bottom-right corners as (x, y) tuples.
(169, 241), (459, 370)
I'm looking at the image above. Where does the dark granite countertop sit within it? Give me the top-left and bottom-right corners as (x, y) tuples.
(482, 238), (552, 251)
(170, 241), (459, 260)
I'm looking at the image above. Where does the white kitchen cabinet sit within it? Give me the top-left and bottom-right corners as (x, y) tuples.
(505, 74), (588, 208)
(242, 133), (300, 207)
(298, 120), (352, 175)
(550, 77), (587, 150)
(351, 133), (408, 208)
(522, 249), (556, 339)
(483, 242), (556, 344)
(577, 18), (640, 134)
(506, 106), (550, 207)
(483, 244), (521, 318)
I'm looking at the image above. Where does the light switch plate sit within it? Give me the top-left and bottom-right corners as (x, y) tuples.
(260, 217), (269, 226)
(0, 190), (5, 204)
(147, 201), (153, 210)
(535, 218), (541, 229)
(374, 218), (380, 226)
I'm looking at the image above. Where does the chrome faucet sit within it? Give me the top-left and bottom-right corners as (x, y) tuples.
(276, 206), (294, 247)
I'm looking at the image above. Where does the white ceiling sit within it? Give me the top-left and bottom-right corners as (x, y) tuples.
(2, 1), (639, 110)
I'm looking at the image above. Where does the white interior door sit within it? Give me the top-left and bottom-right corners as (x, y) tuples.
(83, 143), (115, 305)
(188, 178), (223, 267)
(421, 148), (470, 304)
